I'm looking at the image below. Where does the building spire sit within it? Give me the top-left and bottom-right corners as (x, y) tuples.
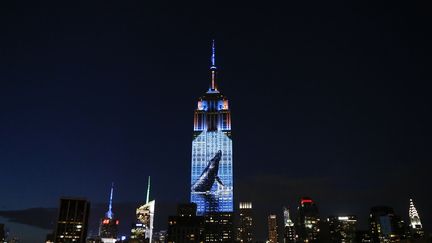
(106, 182), (114, 219)
(409, 198), (422, 229)
(146, 176), (151, 204)
(210, 39), (218, 91)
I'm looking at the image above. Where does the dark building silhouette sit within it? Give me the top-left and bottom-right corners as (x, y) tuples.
(327, 216), (357, 243)
(203, 212), (234, 242)
(296, 197), (320, 242)
(0, 224), (5, 242)
(54, 197), (90, 243)
(369, 206), (405, 242)
(167, 203), (204, 243)
(355, 230), (372, 243)
(268, 214), (278, 243)
(236, 202), (253, 243)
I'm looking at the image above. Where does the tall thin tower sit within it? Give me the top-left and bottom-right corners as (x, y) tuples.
(190, 40), (233, 215)
(99, 183), (119, 242)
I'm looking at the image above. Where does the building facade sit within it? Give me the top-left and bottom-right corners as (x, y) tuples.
(327, 216), (357, 243)
(99, 183), (119, 243)
(54, 198), (90, 243)
(408, 199), (424, 239)
(237, 202), (254, 243)
(283, 207), (296, 243)
(296, 197), (320, 243)
(369, 206), (404, 243)
(268, 214), (278, 243)
(190, 40), (233, 215)
(131, 177), (155, 243)
(167, 203), (205, 243)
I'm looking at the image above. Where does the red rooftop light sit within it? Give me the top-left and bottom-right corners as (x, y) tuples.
(301, 199), (313, 204)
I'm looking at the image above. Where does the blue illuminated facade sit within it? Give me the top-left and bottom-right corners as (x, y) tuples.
(190, 41), (233, 215)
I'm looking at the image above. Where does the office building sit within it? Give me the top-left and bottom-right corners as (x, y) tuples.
(54, 197), (90, 243)
(296, 197), (320, 242)
(268, 214), (278, 243)
(369, 206), (404, 242)
(408, 199), (424, 239)
(203, 212), (234, 242)
(99, 183), (119, 243)
(167, 203), (204, 243)
(131, 177), (155, 243)
(190, 40), (233, 215)
(236, 202), (253, 243)
(327, 216), (357, 243)
(283, 207), (296, 243)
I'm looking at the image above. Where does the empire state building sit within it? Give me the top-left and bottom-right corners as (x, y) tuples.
(190, 41), (233, 215)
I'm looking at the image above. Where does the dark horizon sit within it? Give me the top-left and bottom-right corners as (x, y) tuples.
(1, 0), (431, 241)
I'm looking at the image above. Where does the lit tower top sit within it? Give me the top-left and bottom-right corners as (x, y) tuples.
(283, 207), (294, 227)
(146, 176), (151, 204)
(409, 199), (422, 229)
(106, 182), (114, 219)
(210, 39), (217, 92)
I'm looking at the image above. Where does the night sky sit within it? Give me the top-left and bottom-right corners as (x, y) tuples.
(1, 0), (431, 240)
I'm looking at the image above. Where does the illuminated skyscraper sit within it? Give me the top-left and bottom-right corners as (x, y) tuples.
(268, 214), (278, 243)
(408, 199), (424, 239)
(131, 177), (155, 243)
(296, 197), (320, 243)
(283, 207), (296, 243)
(190, 40), (233, 215)
(99, 183), (119, 243)
(54, 198), (90, 243)
(237, 202), (254, 243)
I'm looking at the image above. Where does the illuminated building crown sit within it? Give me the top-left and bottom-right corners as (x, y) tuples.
(409, 199), (422, 228)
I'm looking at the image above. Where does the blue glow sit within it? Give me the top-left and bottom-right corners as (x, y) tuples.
(211, 39), (216, 69)
(191, 131), (233, 214)
(106, 182), (114, 219)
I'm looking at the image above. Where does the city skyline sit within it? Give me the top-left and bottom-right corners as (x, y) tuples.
(1, 0), (431, 241)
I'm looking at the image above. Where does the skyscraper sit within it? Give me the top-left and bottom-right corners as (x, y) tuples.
(369, 206), (402, 242)
(190, 40), (233, 215)
(237, 202), (254, 243)
(167, 203), (204, 243)
(99, 183), (119, 243)
(268, 214), (278, 243)
(54, 198), (90, 243)
(408, 199), (424, 239)
(283, 207), (296, 243)
(327, 216), (357, 243)
(131, 176), (155, 243)
(296, 197), (320, 243)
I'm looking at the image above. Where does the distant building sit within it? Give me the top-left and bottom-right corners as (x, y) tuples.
(131, 177), (155, 243)
(0, 224), (4, 242)
(54, 197), (90, 243)
(152, 230), (167, 243)
(327, 216), (357, 243)
(355, 230), (372, 243)
(296, 197), (320, 242)
(167, 203), (204, 243)
(408, 199), (424, 239)
(99, 183), (119, 243)
(268, 214), (278, 243)
(203, 212), (234, 242)
(283, 207), (296, 243)
(236, 202), (253, 243)
(369, 206), (404, 242)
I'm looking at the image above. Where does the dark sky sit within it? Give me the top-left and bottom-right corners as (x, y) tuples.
(1, 0), (431, 240)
